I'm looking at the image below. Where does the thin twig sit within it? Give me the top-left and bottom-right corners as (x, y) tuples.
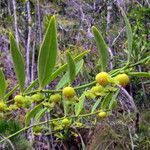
(0, 111), (101, 143)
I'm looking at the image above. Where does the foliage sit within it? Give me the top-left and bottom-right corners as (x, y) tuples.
(0, 119), (31, 150)
(0, 5), (149, 149)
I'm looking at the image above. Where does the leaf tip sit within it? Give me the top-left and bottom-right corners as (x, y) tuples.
(92, 26), (97, 32)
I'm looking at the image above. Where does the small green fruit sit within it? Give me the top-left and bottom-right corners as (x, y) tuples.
(62, 118), (70, 126)
(49, 94), (61, 103)
(114, 73), (130, 87)
(62, 87), (76, 99)
(84, 90), (96, 99)
(31, 93), (44, 102)
(98, 111), (107, 118)
(43, 102), (55, 108)
(0, 102), (7, 111)
(90, 85), (103, 96)
(23, 96), (31, 108)
(14, 95), (24, 103)
(33, 126), (42, 133)
(8, 105), (18, 111)
(96, 72), (110, 86)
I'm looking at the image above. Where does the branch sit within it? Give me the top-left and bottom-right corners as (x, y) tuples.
(12, 0), (19, 45)
(26, 0), (32, 84)
(0, 111), (101, 143)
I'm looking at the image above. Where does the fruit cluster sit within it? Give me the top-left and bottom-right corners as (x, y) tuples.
(0, 72), (130, 134)
(96, 72), (129, 87)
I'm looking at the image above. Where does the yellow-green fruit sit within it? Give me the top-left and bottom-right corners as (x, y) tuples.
(49, 94), (61, 103)
(96, 72), (110, 86)
(91, 85), (103, 94)
(98, 111), (107, 118)
(0, 102), (7, 111)
(31, 93), (44, 102)
(62, 118), (70, 126)
(15, 102), (23, 108)
(62, 87), (76, 98)
(8, 105), (18, 111)
(33, 126), (42, 133)
(14, 95), (24, 103)
(115, 73), (130, 87)
(84, 91), (95, 99)
(23, 97), (31, 108)
(43, 102), (55, 108)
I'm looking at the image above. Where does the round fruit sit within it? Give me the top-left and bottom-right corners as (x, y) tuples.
(0, 102), (7, 111)
(98, 111), (107, 118)
(84, 91), (95, 99)
(31, 93), (44, 102)
(115, 73), (129, 87)
(90, 85), (103, 94)
(62, 87), (76, 98)
(95, 72), (110, 86)
(8, 105), (18, 111)
(62, 118), (70, 126)
(23, 96), (31, 108)
(33, 126), (42, 133)
(14, 95), (24, 103)
(43, 102), (54, 108)
(49, 94), (61, 103)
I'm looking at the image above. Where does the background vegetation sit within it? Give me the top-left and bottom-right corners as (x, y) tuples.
(0, 0), (149, 149)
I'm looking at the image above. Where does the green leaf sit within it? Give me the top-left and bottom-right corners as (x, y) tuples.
(4, 84), (19, 100)
(44, 50), (89, 85)
(120, 7), (133, 63)
(24, 79), (38, 93)
(63, 99), (69, 116)
(9, 33), (25, 92)
(101, 93), (113, 110)
(66, 51), (76, 84)
(25, 50), (89, 91)
(75, 94), (85, 116)
(0, 69), (6, 99)
(109, 99), (117, 110)
(91, 98), (102, 113)
(25, 104), (42, 126)
(128, 72), (150, 78)
(38, 16), (58, 89)
(56, 60), (84, 89)
(109, 90), (119, 110)
(35, 107), (48, 122)
(92, 26), (109, 71)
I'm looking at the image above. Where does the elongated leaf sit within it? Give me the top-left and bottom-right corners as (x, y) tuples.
(101, 93), (113, 110)
(109, 99), (117, 110)
(128, 72), (150, 78)
(35, 107), (48, 122)
(9, 33), (25, 92)
(56, 60), (84, 89)
(24, 79), (38, 93)
(66, 51), (76, 84)
(120, 7), (133, 63)
(109, 90), (119, 110)
(0, 69), (6, 99)
(91, 98), (102, 113)
(25, 104), (42, 126)
(63, 99), (69, 116)
(44, 50), (89, 85)
(4, 84), (19, 100)
(26, 50), (89, 91)
(38, 16), (58, 89)
(75, 94), (85, 116)
(92, 26), (109, 71)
